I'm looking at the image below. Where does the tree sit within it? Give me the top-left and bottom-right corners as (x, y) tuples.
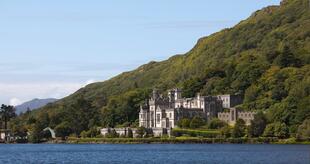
(208, 118), (227, 129)
(10, 119), (28, 141)
(88, 127), (100, 138)
(0, 104), (16, 141)
(55, 122), (72, 140)
(263, 124), (275, 137)
(190, 116), (205, 129)
(177, 118), (191, 128)
(275, 45), (301, 68)
(232, 119), (246, 138)
(62, 97), (100, 136)
(136, 127), (146, 138)
(271, 84), (287, 101)
(27, 116), (36, 125)
(296, 119), (310, 140)
(263, 122), (289, 138)
(274, 122), (289, 139)
(248, 112), (267, 137)
(220, 125), (231, 138)
(0, 104), (16, 129)
(105, 129), (119, 138)
(28, 123), (44, 143)
(127, 128), (133, 138)
(181, 77), (204, 98)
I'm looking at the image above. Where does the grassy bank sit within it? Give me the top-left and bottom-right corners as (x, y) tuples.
(171, 128), (220, 138)
(63, 137), (310, 144)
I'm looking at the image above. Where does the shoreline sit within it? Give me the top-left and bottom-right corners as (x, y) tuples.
(2, 137), (309, 145)
(60, 137), (310, 145)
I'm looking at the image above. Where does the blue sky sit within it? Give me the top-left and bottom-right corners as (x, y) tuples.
(0, 0), (281, 105)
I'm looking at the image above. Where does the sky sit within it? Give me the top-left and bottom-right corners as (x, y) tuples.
(0, 0), (281, 105)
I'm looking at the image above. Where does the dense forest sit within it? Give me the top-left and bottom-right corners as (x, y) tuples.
(8, 0), (310, 142)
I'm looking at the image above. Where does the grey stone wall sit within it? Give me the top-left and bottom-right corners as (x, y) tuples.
(218, 108), (256, 125)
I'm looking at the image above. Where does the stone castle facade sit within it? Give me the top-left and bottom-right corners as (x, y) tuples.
(139, 89), (244, 129)
(218, 108), (256, 125)
(101, 88), (255, 137)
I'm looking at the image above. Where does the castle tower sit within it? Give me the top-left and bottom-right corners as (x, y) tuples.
(230, 108), (237, 125)
(152, 89), (159, 100)
(174, 88), (182, 100)
(168, 89), (175, 103)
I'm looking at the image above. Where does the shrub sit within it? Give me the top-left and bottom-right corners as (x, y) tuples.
(220, 125), (231, 138)
(263, 124), (275, 137)
(105, 129), (119, 138)
(177, 118), (191, 128)
(232, 119), (246, 138)
(296, 119), (310, 140)
(190, 116), (205, 129)
(248, 111), (267, 137)
(172, 129), (220, 138)
(55, 122), (72, 139)
(263, 122), (289, 139)
(127, 128), (133, 138)
(208, 118), (227, 129)
(136, 127), (146, 138)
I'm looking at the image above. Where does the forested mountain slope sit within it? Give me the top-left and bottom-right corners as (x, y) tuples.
(14, 0), (309, 138)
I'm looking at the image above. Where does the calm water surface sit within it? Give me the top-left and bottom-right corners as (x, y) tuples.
(0, 144), (309, 164)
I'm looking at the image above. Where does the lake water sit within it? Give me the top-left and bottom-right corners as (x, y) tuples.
(0, 144), (308, 164)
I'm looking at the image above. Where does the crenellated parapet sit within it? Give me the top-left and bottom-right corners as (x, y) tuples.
(218, 108), (256, 125)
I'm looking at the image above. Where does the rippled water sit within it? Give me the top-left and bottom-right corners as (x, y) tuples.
(0, 144), (309, 164)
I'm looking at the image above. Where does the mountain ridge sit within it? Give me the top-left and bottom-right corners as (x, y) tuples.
(14, 0), (310, 137)
(15, 98), (58, 114)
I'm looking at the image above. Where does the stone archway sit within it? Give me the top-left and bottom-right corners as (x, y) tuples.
(43, 127), (56, 139)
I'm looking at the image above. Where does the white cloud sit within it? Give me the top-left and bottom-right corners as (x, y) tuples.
(0, 82), (85, 105)
(0, 78), (101, 105)
(9, 98), (22, 106)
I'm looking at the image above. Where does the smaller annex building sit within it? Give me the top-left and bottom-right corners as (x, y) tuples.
(217, 108), (256, 125)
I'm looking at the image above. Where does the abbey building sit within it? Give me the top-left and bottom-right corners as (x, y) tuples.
(139, 89), (244, 129)
(101, 88), (255, 137)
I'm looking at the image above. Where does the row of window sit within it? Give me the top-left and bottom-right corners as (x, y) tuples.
(219, 113), (254, 118)
(239, 113), (254, 117)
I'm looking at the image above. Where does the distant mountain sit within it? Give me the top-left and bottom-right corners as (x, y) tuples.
(15, 98), (58, 114)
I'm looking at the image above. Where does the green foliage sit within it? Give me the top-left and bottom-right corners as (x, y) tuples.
(274, 122), (289, 139)
(11, 0), (310, 139)
(0, 104), (16, 129)
(172, 128), (220, 138)
(220, 125), (232, 138)
(127, 128), (133, 138)
(105, 129), (119, 138)
(10, 119), (28, 138)
(274, 45), (302, 68)
(296, 119), (310, 140)
(101, 89), (151, 127)
(263, 122), (289, 139)
(59, 97), (101, 136)
(135, 127), (146, 138)
(55, 122), (72, 139)
(232, 119), (246, 138)
(80, 127), (100, 138)
(177, 118), (191, 128)
(181, 77), (204, 98)
(190, 116), (205, 129)
(263, 124), (275, 137)
(248, 112), (267, 137)
(208, 118), (227, 129)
